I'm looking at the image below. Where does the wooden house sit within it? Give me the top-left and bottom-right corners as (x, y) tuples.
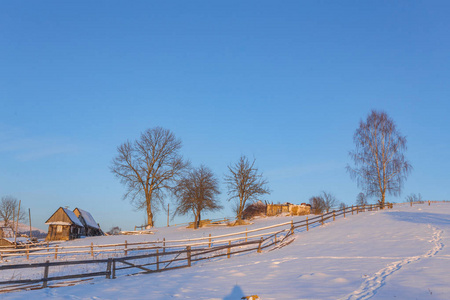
(73, 208), (104, 236)
(45, 207), (84, 241)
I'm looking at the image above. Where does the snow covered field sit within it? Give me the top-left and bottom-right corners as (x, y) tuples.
(1, 203), (450, 299)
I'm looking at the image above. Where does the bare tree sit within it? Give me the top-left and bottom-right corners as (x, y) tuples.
(321, 191), (337, 212)
(0, 196), (25, 227)
(347, 110), (412, 208)
(225, 156), (270, 221)
(173, 165), (222, 229)
(339, 202), (346, 210)
(111, 127), (189, 227)
(356, 192), (368, 206)
(309, 196), (326, 214)
(405, 193), (423, 204)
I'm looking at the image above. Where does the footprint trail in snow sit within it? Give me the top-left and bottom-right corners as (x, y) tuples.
(341, 225), (444, 300)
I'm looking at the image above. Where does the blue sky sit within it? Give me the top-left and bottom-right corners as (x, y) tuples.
(1, 1), (449, 231)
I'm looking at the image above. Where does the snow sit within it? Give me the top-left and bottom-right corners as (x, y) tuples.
(1, 203), (450, 299)
(45, 221), (72, 226)
(75, 208), (100, 229)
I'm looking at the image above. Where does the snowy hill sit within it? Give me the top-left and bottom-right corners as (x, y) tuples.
(1, 203), (450, 299)
(1, 222), (47, 239)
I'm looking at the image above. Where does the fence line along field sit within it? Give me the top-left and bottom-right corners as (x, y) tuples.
(0, 203), (401, 293)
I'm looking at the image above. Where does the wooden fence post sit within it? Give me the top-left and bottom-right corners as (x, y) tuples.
(343, 207), (346, 218)
(47, 241), (50, 252)
(227, 241), (231, 259)
(43, 260), (49, 288)
(333, 211), (335, 221)
(54, 245), (58, 259)
(91, 242), (94, 257)
(26, 244), (29, 260)
(306, 216), (309, 231)
(321, 214), (324, 225)
(209, 234), (212, 248)
(156, 249), (159, 270)
(352, 205), (354, 215)
(106, 258), (112, 279)
(112, 259), (116, 279)
(429, 200), (431, 206)
(257, 237), (263, 253)
(163, 238), (166, 253)
(275, 233), (277, 243)
(356, 205), (359, 214)
(187, 246), (191, 267)
(290, 220), (294, 234)
(410, 201), (412, 207)
(125, 240), (128, 256)
(245, 228), (247, 242)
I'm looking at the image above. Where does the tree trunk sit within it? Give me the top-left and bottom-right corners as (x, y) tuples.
(146, 191), (154, 228)
(381, 192), (385, 209)
(237, 197), (244, 220)
(197, 211), (201, 229)
(194, 213), (199, 229)
(146, 205), (154, 228)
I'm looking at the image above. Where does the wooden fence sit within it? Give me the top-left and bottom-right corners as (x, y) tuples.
(0, 203), (397, 293)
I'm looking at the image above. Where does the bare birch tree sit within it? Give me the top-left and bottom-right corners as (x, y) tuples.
(173, 165), (222, 229)
(225, 155), (270, 221)
(0, 196), (25, 227)
(347, 110), (412, 208)
(111, 127), (189, 227)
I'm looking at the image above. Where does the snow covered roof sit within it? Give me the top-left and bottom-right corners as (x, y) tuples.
(74, 208), (100, 229)
(63, 208), (84, 227)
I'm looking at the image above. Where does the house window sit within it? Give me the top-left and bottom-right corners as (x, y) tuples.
(57, 225), (62, 233)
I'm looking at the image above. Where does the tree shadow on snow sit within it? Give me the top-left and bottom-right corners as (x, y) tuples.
(223, 285), (245, 300)
(387, 211), (450, 227)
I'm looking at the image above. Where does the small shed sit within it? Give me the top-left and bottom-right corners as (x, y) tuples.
(73, 208), (104, 236)
(45, 207), (84, 241)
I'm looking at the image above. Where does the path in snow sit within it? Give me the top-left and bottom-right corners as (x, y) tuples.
(342, 224), (444, 300)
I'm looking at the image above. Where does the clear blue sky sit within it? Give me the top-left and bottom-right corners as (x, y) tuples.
(1, 1), (449, 231)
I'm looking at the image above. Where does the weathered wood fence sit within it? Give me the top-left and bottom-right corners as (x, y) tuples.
(0, 203), (397, 293)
